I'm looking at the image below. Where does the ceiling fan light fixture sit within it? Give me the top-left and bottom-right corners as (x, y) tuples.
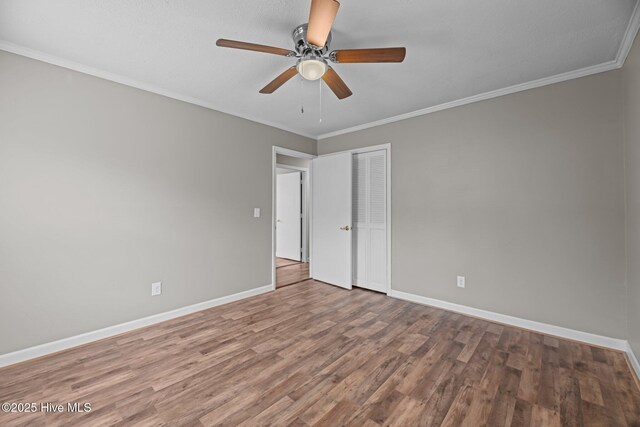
(217, 0), (406, 99)
(297, 57), (328, 81)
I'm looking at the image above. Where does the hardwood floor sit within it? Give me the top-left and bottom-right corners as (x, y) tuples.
(276, 258), (301, 268)
(1, 281), (639, 426)
(276, 257), (310, 289)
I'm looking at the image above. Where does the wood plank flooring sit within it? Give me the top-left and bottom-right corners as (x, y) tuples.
(276, 257), (310, 289)
(1, 281), (639, 426)
(276, 258), (301, 268)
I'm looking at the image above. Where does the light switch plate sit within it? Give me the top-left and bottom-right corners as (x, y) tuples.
(151, 282), (162, 296)
(253, 208), (261, 218)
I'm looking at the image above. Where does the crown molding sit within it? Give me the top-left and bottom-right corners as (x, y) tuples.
(616, 0), (640, 68)
(0, 40), (316, 140)
(316, 60), (620, 140)
(318, 2), (640, 141)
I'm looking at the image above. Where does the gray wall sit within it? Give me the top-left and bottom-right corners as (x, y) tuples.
(276, 154), (311, 169)
(319, 71), (627, 339)
(624, 33), (640, 356)
(2, 42), (638, 355)
(0, 51), (315, 354)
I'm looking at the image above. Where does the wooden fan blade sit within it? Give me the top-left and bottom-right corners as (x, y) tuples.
(331, 47), (406, 63)
(307, 0), (340, 48)
(322, 66), (352, 100)
(260, 66), (299, 94)
(216, 39), (296, 57)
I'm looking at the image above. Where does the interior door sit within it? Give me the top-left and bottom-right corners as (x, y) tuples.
(276, 171), (302, 261)
(311, 153), (352, 289)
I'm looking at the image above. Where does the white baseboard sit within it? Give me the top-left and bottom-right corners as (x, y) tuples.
(2, 285), (635, 374)
(0, 284), (273, 368)
(389, 290), (628, 351)
(627, 341), (640, 382)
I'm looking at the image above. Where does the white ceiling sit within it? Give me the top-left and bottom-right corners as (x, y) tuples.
(0, 0), (638, 139)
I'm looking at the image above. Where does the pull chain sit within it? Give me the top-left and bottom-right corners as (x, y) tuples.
(318, 79), (322, 123)
(300, 77), (304, 114)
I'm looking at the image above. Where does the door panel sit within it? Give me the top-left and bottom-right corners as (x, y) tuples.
(369, 228), (387, 291)
(311, 153), (352, 289)
(352, 150), (387, 293)
(276, 172), (302, 261)
(354, 228), (367, 287)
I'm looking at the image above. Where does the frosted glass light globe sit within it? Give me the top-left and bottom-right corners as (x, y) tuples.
(297, 59), (327, 81)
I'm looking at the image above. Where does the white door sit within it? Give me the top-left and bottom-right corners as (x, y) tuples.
(353, 150), (387, 293)
(276, 171), (302, 261)
(311, 153), (352, 289)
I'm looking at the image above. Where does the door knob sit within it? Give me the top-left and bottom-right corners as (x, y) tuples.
(340, 225), (351, 231)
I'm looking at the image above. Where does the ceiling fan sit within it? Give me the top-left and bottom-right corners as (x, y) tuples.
(216, 0), (406, 100)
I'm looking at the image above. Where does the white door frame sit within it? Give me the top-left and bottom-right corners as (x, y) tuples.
(317, 143), (392, 295)
(276, 163), (309, 263)
(272, 147), (316, 291)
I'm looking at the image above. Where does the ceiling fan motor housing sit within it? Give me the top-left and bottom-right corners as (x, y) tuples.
(292, 23), (331, 55)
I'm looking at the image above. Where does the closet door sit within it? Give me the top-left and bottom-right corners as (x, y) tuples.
(352, 150), (387, 293)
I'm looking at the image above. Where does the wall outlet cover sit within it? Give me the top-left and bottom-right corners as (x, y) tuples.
(457, 276), (465, 288)
(151, 282), (162, 296)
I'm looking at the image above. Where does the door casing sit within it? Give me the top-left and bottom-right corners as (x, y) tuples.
(271, 147), (316, 291)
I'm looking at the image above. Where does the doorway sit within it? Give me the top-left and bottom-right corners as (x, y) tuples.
(272, 147), (315, 289)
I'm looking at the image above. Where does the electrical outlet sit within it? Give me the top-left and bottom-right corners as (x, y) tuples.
(457, 276), (465, 288)
(151, 282), (162, 296)
(253, 208), (261, 218)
